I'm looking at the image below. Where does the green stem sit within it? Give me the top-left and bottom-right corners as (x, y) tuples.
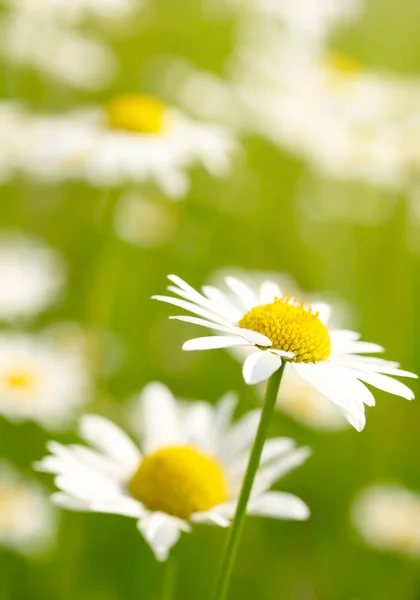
(212, 362), (286, 600)
(161, 558), (176, 600)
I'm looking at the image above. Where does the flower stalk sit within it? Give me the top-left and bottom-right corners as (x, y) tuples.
(212, 362), (287, 600)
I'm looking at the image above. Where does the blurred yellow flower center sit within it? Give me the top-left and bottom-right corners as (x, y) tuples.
(4, 369), (38, 391)
(106, 94), (166, 134)
(326, 52), (361, 75)
(128, 445), (228, 520)
(238, 297), (331, 363)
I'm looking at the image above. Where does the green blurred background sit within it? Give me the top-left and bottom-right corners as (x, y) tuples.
(1, 1), (420, 599)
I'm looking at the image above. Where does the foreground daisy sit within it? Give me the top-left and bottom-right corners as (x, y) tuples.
(352, 485), (420, 557)
(0, 461), (56, 556)
(0, 330), (92, 430)
(0, 233), (65, 322)
(22, 94), (236, 198)
(36, 382), (310, 561)
(154, 274), (417, 431)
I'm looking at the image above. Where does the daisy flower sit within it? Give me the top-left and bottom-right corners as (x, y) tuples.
(35, 382), (310, 561)
(153, 274), (417, 431)
(352, 485), (420, 557)
(0, 461), (56, 556)
(0, 331), (92, 430)
(23, 94), (236, 198)
(0, 233), (65, 322)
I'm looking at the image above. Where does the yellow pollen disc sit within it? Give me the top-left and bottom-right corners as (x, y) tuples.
(106, 94), (166, 134)
(128, 445), (228, 520)
(326, 52), (361, 75)
(238, 296), (331, 363)
(4, 369), (38, 391)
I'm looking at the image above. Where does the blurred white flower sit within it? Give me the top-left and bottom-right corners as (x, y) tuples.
(0, 461), (56, 556)
(0, 233), (65, 322)
(0, 330), (92, 430)
(36, 382), (310, 561)
(352, 485), (420, 557)
(114, 193), (177, 247)
(22, 94), (236, 198)
(3, 0), (139, 24)
(0, 12), (117, 91)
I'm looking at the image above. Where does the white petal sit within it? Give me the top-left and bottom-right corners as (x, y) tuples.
(218, 409), (260, 464)
(138, 512), (190, 562)
(233, 327), (272, 347)
(201, 285), (243, 321)
(227, 437), (296, 482)
(310, 302), (331, 325)
(182, 401), (215, 452)
(167, 275), (218, 311)
(248, 491), (310, 520)
(293, 363), (367, 431)
(79, 415), (141, 470)
(352, 370), (415, 401)
(329, 330), (361, 349)
(152, 295), (232, 327)
(183, 335), (253, 351)
(337, 355), (418, 379)
(224, 276), (258, 310)
(54, 473), (121, 503)
(242, 351), (282, 385)
(338, 341), (385, 354)
(137, 382), (184, 452)
(252, 447), (311, 496)
(259, 281), (282, 304)
(191, 509), (231, 527)
(169, 315), (238, 335)
(90, 497), (145, 519)
(51, 492), (89, 511)
(213, 392), (238, 442)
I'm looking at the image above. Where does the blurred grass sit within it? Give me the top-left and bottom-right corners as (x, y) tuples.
(1, 1), (420, 599)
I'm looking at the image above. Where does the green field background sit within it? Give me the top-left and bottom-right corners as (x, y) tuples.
(1, 1), (420, 599)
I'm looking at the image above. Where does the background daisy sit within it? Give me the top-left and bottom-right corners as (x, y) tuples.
(0, 461), (56, 557)
(36, 382), (310, 561)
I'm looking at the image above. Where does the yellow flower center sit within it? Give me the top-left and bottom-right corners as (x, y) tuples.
(128, 445), (228, 520)
(238, 297), (331, 363)
(326, 52), (361, 76)
(106, 94), (166, 134)
(4, 369), (38, 392)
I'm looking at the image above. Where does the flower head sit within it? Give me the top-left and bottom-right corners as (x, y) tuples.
(36, 382), (310, 561)
(0, 233), (65, 322)
(154, 274), (417, 431)
(352, 485), (420, 557)
(23, 95), (236, 198)
(0, 461), (56, 556)
(0, 330), (92, 430)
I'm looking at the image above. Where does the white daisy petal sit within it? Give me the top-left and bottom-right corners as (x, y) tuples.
(242, 351), (282, 385)
(337, 341), (385, 354)
(79, 415), (141, 470)
(152, 295), (233, 327)
(293, 362), (367, 431)
(224, 276), (258, 310)
(310, 302), (332, 325)
(137, 382), (184, 452)
(90, 497), (145, 519)
(51, 492), (89, 511)
(259, 281), (282, 304)
(233, 327), (272, 347)
(182, 401), (215, 452)
(252, 447), (312, 496)
(191, 509), (231, 527)
(183, 336), (253, 351)
(352, 370), (415, 401)
(169, 315), (238, 335)
(201, 285), (243, 321)
(218, 410), (260, 464)
(248, 491), (310, 520)
(138, 512), (190, 562)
